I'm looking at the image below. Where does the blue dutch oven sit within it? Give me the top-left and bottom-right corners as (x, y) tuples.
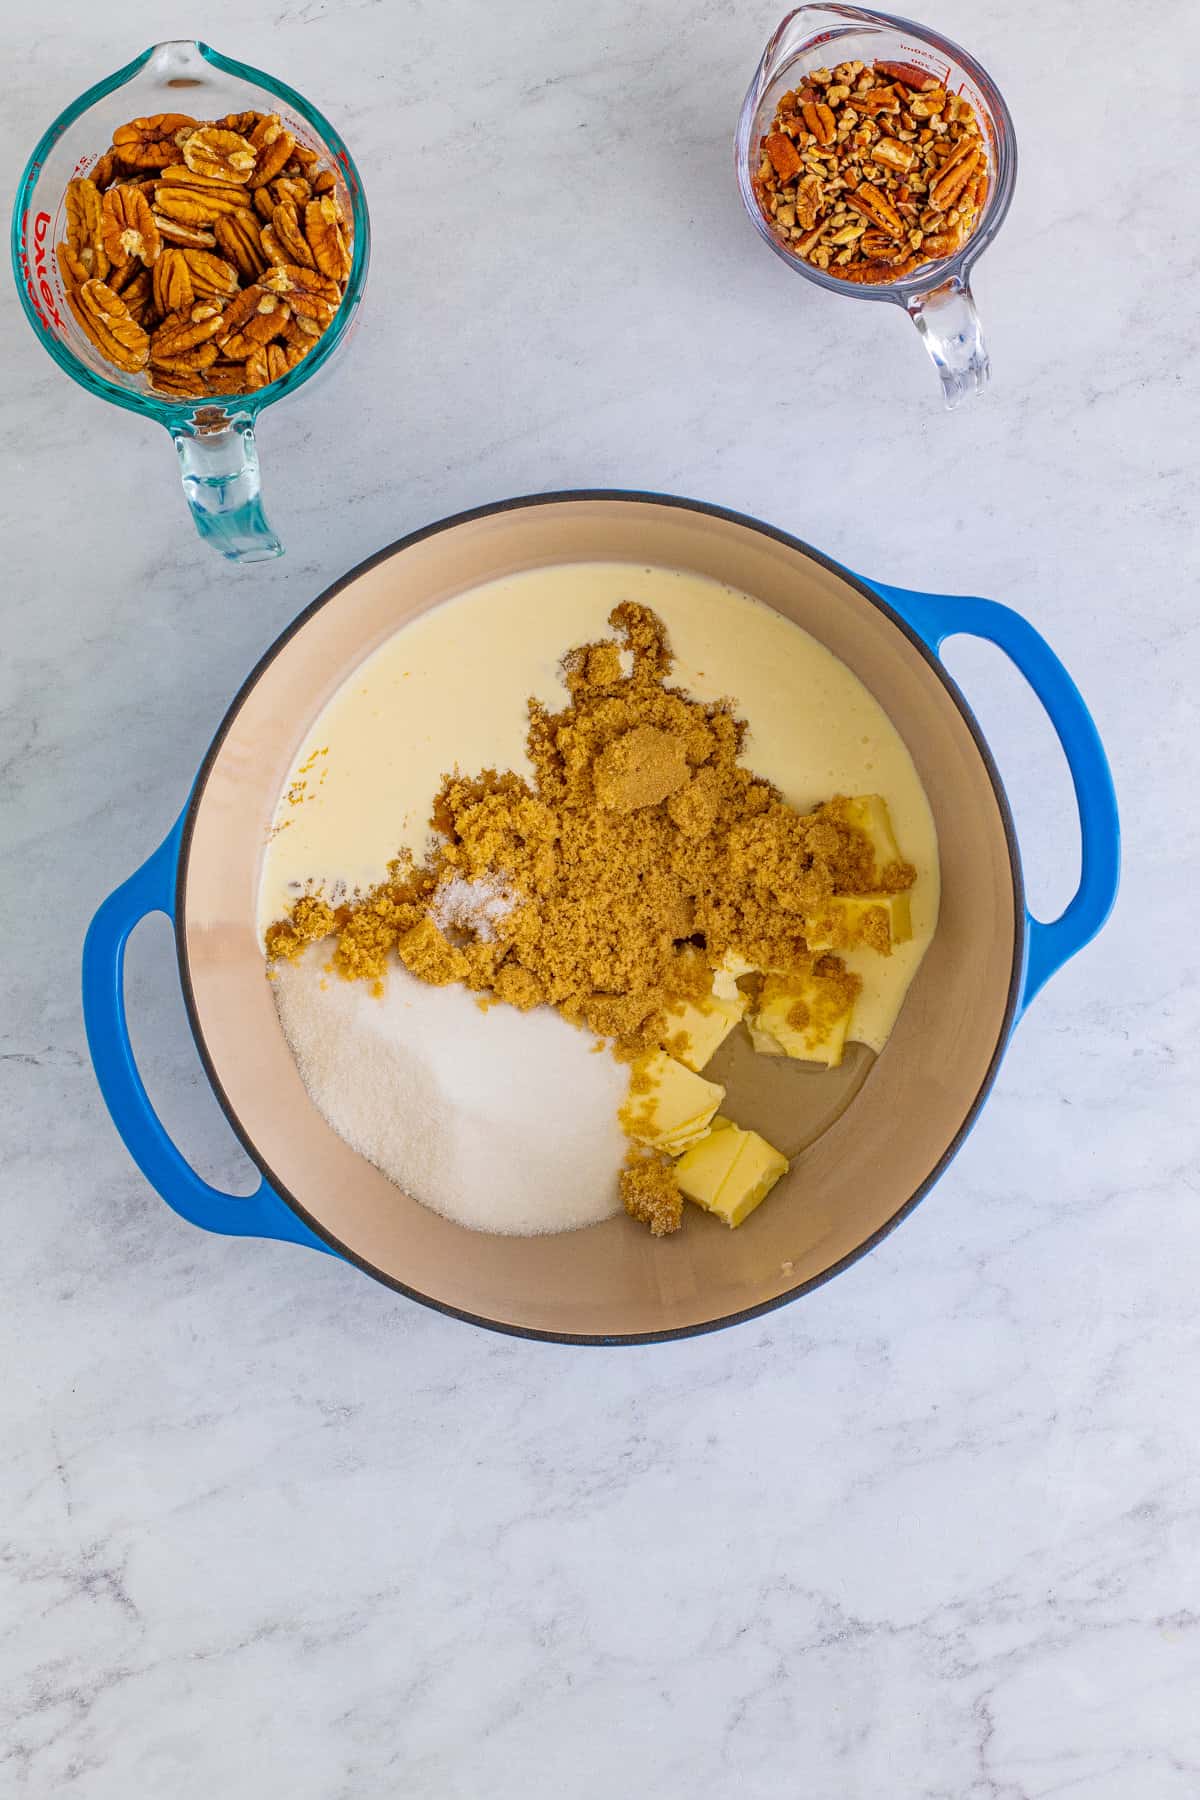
(82, 494), (1119, 1342)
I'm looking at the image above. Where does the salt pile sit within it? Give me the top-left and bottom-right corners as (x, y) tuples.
(272, 947), (629, 1235)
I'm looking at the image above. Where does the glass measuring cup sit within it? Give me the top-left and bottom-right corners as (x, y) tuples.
(736, 5), (1016, 406)
(12, 40), (370, 562)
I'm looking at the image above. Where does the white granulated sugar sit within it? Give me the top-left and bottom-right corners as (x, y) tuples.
(430, 873), (517, 943)
(272, 948), (628, 1235)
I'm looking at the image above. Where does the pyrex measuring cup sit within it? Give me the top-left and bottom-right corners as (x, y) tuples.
(736, 5), (1016, 407)
(12, 40), (370, 562)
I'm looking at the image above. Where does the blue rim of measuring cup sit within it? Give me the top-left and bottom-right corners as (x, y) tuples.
(10, 40), (371, 426)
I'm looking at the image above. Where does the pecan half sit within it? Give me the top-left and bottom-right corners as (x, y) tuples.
(220, 111), (265, 137)
(148, 366), (209, 397)
(111, 114), (196, 169)
(179, 249), (240, 299)
(765, 132), (803, 182)
(100, 184), (161, 268)
(271, 176), (312, 208)
(873, 61), (939, 92)
(217, 285), (292, 349)
(213, 209), (269, 281)
(65, 178), (109, 282)
(795, 172), (823, 230)
(150, 301), (225, 362)
(89, 150), (118, 190)
(249, 114), (297, 188)
(153, 247), (194, 316)
(152, 212), (217, 248)
(305, 196), (351, 282)
(929, 143), (980, 211)
(150, 342), (220, 375)
(182, 126), (257, 184)
(270, 201), (315, 268)
(845, 182), (905, 237)
(56, 241), (91, 289)
(154, 184), (248, 225)
(67, 279), (150, 371)
(801, 100), (836, 146)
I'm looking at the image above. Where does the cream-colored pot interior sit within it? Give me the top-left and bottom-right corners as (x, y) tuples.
(179, 497), (1019, 1340)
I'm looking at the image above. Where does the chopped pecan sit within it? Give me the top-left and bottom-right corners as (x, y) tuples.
(254, 188), (276, 223)
(89, 150), (118, 190)
(850, 85), (900, 116)
(111, 114), (196, 168)
(752, 55), (986, 283)
(311, 169), (337, 197)
(182, 126), (257, 184)
(67, 279), (150, 371)
(909, 89), (946, 119)
(870, 137), (915, 173)
(266, 343), (289, 383)
(100, 184), (161, 268)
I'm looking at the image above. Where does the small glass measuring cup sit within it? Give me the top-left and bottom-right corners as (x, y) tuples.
(11, 40), (370, 562)
(736, 5), (1016, 406)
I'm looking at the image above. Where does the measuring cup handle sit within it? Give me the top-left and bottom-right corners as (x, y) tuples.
(171, 414), (283, 563)
(905, 275), (989, 408)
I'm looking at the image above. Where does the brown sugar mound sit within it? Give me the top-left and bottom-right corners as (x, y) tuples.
(265, 602), (914, 1054)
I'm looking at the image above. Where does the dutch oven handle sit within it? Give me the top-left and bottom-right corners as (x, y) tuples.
(81, 811), (333, 1254)
(863, 579), (1120, 1018)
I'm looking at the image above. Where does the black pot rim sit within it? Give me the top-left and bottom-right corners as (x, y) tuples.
(175, 489), (1025, 1345)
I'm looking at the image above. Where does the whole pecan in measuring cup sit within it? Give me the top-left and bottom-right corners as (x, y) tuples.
(12, 40), (370, 562)
(736, 5), (1016, 406)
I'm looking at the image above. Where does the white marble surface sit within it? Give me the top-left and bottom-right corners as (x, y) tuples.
(2, 0), (1199, 1793)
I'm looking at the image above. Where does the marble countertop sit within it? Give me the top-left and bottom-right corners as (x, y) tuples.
(3, 0), (1198, 1794)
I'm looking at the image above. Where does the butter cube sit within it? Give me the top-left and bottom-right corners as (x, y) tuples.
(840, 794), (903, 871)
(675, 1119), (789, 1228)
(805, 890), (912, 954)
(621, 1050), (724, 1155)
(750, 967), (856, 1068)
(660, 988), (748, 1072)
(711, 951), (758, 1000)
